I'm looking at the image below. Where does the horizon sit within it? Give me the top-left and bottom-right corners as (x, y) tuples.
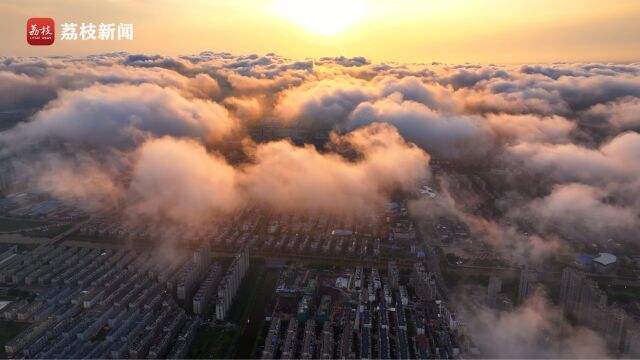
(6, 50), (640, 66)
(2, 0), (640, 63)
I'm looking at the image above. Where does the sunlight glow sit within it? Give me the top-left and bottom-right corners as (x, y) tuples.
(276, 0), (367, 35)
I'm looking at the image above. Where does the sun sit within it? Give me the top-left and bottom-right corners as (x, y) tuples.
(276, 0), (367, 35)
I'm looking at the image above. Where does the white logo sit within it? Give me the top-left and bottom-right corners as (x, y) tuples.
(60, 22), (134, 41)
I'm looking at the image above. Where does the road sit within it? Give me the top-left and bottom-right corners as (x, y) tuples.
(419, 231), (451, 301)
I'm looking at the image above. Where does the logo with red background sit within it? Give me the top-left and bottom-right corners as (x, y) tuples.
(27, 18), (55, 45)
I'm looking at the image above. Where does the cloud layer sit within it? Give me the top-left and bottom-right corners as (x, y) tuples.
(0, 52), (638, 253)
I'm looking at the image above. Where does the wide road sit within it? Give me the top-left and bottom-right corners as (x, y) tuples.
(57, 237), (419, 269)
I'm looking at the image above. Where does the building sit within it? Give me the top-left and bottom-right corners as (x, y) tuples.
(593, 253), (617, 273)
(193, 263), (222, 314)
(360, 323), (371, 359)
(560, 267), (585, 315)
(262, 317), (281, 359)
(281, 319), (298, 359)
(320, 321), (333, 359)
(487, 276), (502, 308)
(383, 284), (392, 304)
(559, 267), (629, 355)
(625, 324), (640, 357)
(517, 265), (536, 305)
(388, 261), (399, 290)
(0, 245), (18, 266)
(371, 269), (381, 290)
(399, 285), (409, 306)
(176, 243), (211, 300)
(413, 262), (437, 302)
(353, 267), (363, 290)
(214, 247), (249, 320)
(603, 307), (627, 354)
(301, 319), (316, 359)
(297, 294), (312, 322)
(316, 295), (332, 324)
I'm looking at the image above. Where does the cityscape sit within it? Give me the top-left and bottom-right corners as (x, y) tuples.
(1, 0), (640, 359)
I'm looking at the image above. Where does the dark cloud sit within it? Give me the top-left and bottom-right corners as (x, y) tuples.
(122, 54), (193, 74)
(318, 56), (370, 67)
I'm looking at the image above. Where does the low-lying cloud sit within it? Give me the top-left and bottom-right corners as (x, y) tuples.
(0, 51), (638, 254)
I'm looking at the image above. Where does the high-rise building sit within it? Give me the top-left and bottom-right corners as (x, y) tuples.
(487, 275), (502, 308)
(604, 308), (627, 354)
(517, 265), (536, 305)
(560, 267), (585, 316)
(193, 263), (222, 314)
(215, 246), (250, 320)
(177, 243), (212, 300)
(559, 267), (629, 355)
(559, 267), (606, 319)
(624, 323), (640, 357)
(388, 261), (399, 290)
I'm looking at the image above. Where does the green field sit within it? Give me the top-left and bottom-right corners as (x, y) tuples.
(188, 326), (241, 359)
(235, 269), (278, 359)
(605, 285), (640, 304)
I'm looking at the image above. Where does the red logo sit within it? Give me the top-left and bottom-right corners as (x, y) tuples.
(27, 18), (55, 45)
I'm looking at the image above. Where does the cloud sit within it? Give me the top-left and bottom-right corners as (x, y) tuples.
(223, 96), (264, 122)
(20, 152), (124, 212)
(467, 291), (609, 358)
(1, 83), (235, 150)
(504, 131), (640, 185)
(583, 96), (640, 130)
(241, 123), (429, 214)
(125, 137), (242, 228)
(518, 183), (638, 240)
(0, 51), (639, 253)
(485, 113), (575, 144)
(7, 120), (428, 236)
(318, 56), (370, 67)
(0, 71), (57, 111)
(501, 133), (640, 243)
(347, 94), (494, 158)
(122, 54), (193, 74)
(409, 178), (566, 261)
(439, 67), (510, 89)
(274, 77), (374, 127)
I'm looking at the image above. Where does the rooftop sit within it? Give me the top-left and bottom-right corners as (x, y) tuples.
(593, 253), (617, 266)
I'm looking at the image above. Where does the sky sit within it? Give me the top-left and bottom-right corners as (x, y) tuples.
(1, 0), (640, 63)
